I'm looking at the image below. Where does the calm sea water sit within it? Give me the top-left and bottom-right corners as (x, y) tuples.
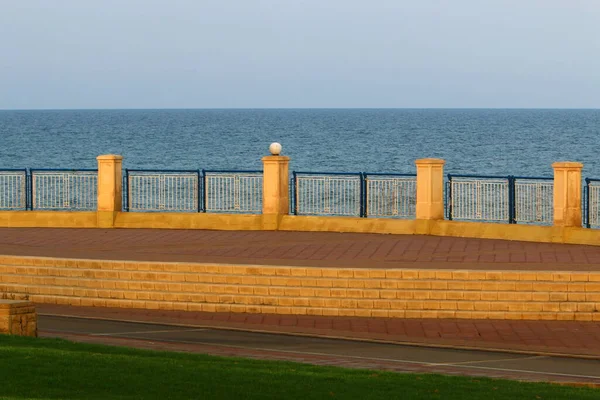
(1, 109), (599, 178)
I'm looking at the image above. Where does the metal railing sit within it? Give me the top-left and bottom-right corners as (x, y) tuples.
(0, 169), (27, 210)
(514, 177), (553, 225)
(365, 173), (417, 218)
(293, 172), (363, 217)
(125, 169), (200, 212)
(203, 170), (262, 213)
(447, 174), (553, 224)
(292, 171), (417, 218)
(448, 175), (510, 222)
(585, 178), (600, 228)
(30, 169), (98, 211)
(1, 165), (598, 230)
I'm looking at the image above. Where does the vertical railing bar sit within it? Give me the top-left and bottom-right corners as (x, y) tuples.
(198, 170), (202, 213)
(125, 169), (130, 212)
(508, 176), (515, 224)
(32, 172), (37, 210)
(448, 175), (453, 221)
(203, 170), (208, 213)
(26, 169), (31, 210)
(293, 172), (298, 215)
(586, 178), (591, 228)
(360, 173), (366, 218)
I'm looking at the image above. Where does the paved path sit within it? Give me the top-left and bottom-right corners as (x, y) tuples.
(1, 228), (600, 270)
(38, 314), (600, 385)
(39, 304), (600, 359)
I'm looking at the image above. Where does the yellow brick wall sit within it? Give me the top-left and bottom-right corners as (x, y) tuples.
(1, 255), (599, 321)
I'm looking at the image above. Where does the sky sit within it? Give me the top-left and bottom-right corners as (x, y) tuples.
(1, 0), (599, 109)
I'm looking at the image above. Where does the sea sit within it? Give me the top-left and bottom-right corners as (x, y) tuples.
(1, 108), (599, 178)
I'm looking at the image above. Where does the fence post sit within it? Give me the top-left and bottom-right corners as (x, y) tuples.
(262, 143), (290, 230)
(415, 158), (446, 221)
(25, 169), (31, 210)
(447, 175), (453, 221)
(585, 178), (591, 228)
(97, 155), (123, 228)
(552, 161), (583, 228)
(123, 169), (129, 212)
(360, 172), (367, 218)
(292, 172), (298, 215)
(508, 176), (516, 224)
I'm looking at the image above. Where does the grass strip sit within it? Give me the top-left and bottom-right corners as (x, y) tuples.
(0, 335), (598, 400)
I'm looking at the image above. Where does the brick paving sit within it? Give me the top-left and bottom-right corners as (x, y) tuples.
(1, 227), (600, 270)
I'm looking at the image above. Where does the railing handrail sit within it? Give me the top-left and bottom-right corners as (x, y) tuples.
(30, 168), (98, 173)
(448, 174), (553, 181)
(513, 176), (553, 181)
(203, 169), (263, 174)
(293, 171), (363, 176)
(448, 174), (510, 180)
(586, 178), (600, 183)
(364, 172), (417, 178)
(0, 168), (28, 173)
(126, 168), (200, 174)
(295, 171), (416, 177)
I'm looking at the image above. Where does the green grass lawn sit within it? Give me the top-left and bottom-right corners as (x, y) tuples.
(0, 335), (597, 400)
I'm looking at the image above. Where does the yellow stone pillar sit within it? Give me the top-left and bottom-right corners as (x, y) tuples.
(552, 161), (583, 227)
(262, 143), (289, 230)
(415, 158), (446, 220)
(97, 155), (123, 228)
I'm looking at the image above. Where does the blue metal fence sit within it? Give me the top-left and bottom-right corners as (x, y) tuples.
(365, 173), (417, 218)
(0, 169), (27, 210)
(203, 170), (263, 214)
(125, 169), (201, 212)
(513, 176), (553, 224)
(30, 169), (98, 211)
(1, 165), (599, 228)
(447, 174), (553, 224)
(292, 171), (417, 218)
(448, 175), (510, 223)
(0, 167), (263, 214)
(585, 178), (600, 228)
(123, 169), (263, 213)
(293, 172), (363, 217)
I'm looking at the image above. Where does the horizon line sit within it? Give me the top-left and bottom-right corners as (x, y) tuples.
(1, 107), (600, 112)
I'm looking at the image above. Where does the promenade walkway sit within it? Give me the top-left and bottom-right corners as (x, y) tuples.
(1, 227), (600, 360)
(1, 227), (600, 271)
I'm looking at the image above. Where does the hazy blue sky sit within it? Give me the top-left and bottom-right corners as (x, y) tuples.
(1, 0), (599, 109)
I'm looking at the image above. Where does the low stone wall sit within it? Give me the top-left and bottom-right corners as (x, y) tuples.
(0, 255), (598, 321)
(0, 300), (37, 337)
(2, 211), (600, 247)
(0, 211), (97, 228)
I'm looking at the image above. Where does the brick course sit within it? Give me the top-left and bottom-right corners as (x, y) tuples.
(1, 255), (599, 321)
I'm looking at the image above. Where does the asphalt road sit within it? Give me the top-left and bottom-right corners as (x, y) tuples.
(38, 315), (600, 385)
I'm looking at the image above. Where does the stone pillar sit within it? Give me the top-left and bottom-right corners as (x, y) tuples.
(97, 155), (123, 228)
(262, 144), (289, 230)
(415, 158), (446, 220)
(553, 161), (583, 227)
(0, 300), (37, 337)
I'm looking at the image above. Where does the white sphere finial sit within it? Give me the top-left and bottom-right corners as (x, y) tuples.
(269, 142), (282, 156)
